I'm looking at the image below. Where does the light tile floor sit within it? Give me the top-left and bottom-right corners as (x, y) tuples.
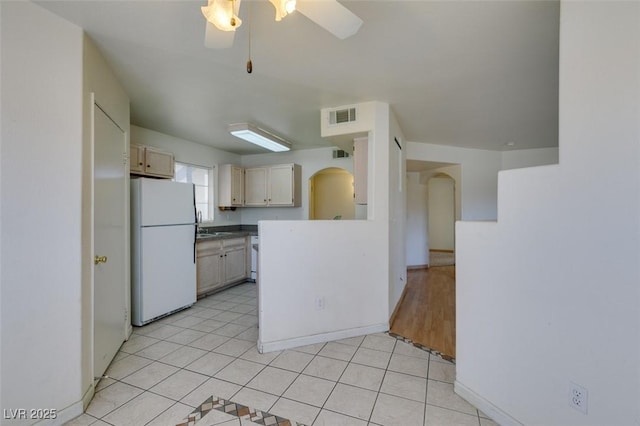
(66, 282), (498, 426)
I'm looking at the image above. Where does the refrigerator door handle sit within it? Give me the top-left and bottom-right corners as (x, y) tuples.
(193, 184), (197, 224)
(192, 184), (197, 264)
(193, 224), (197, 264)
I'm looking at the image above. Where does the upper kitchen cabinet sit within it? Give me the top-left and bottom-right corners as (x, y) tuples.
(244, 167), (268, 206)
(130, 144), (175, 178)
(269, 164), (302, 206)
(245, 164), (301, 207)
(218, 164), (244, 207)
(130, 144), (145, 174)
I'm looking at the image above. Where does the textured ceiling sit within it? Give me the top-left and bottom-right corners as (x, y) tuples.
(38, 1), (560, 155)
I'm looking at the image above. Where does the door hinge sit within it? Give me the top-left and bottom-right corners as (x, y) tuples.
(123, 151), (129, 166)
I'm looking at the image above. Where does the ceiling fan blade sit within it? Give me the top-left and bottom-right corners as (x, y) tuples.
(204, 21), (236, 48)
(295, 0), (363, 39)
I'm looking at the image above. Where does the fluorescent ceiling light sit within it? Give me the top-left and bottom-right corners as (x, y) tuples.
(228, 123), (291, 152)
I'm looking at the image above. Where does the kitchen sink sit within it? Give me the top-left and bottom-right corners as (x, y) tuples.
(197, 231), (235, 237)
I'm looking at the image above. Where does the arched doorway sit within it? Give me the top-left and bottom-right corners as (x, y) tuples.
(427, 173), (456, 265)
(308, 167), (355, 220)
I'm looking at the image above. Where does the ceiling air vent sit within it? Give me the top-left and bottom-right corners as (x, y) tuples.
(333, 149), (350, 159)
(328, 107), (357, 125)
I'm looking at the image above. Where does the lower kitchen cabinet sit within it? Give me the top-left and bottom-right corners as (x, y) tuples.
(196, 237), (250, 297)
(196, 239), (223, 296)
(222, 238), (248, 283)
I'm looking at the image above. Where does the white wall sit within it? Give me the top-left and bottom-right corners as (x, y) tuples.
(455, 3), (640, 426)
(407, 142), (502, 221)
(311, 169), (355, 220)
(501, 147), (558, 170)
(131, 125), (242, 226)
(1, 2), (85, 423)
(406, 173), (429, 267)
(387, 109), (407, 314)
(427, 176), (455, 251)
(82, 34), (131, 409)
(421, 165), (462, 222)
(407, 145), (559, 222)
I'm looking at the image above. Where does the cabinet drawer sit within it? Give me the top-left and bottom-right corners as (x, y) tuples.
(197, 239), (222, 255)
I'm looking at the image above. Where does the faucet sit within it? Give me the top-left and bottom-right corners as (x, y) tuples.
(197, 210), (205, 233)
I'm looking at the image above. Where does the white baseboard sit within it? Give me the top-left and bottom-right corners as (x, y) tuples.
(81, 383), (95, 412)
(33, 399), (84, 426)
(258, 323), (389, 353)
(454, 381), (523, 426)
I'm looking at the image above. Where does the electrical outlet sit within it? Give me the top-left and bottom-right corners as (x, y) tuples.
(569, 382), (588, 414)
(315, 297), (325, 311)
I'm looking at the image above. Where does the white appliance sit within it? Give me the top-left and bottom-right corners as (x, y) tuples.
(250, 235), (259, 282)
(131, 178), (197, 326)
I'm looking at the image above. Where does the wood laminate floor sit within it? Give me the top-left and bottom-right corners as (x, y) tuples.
(390, 266), (456, 359)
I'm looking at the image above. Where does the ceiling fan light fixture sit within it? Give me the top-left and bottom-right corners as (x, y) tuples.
(269, 0), (296, 21)
(202, 0), (242, 31)
(229, 123), (291, 152)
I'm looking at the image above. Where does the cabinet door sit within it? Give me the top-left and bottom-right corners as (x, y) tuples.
(269, 164), (294, 206)
(223, 243), (247, 284)
(219, 164), (244, 207)
(129, 144), (145, 174)
(196, 241), (223, 296)
(231, 166), (245, 205)
(244, 167), (268, 206)
(144, 146), (175, 178)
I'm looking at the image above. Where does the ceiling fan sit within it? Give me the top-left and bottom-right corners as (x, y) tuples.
(202, 0), (363, 49)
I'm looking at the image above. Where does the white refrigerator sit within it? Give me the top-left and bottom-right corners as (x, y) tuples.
(131, 178), (197, 326)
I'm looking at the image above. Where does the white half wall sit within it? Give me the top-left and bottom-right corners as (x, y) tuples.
(257, 102), (406, 351)
(456, 3), (640, 425)
(1, 2), (85, 423)
(258, 220), (388, 351)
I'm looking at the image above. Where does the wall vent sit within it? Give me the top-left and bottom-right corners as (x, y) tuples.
(333, 149), (350, 159)
(328, 107), (357, 125)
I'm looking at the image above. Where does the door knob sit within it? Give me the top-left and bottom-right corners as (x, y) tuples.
(94, 255), (108, 265)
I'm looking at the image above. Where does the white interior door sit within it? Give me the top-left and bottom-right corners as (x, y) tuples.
(94, 104), (127, 380)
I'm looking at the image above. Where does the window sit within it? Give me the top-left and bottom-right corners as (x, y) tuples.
(174, 162), (213, 221)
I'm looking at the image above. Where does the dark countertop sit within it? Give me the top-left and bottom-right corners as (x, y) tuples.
(196, 224), (258, 241)
(196, 231), (255, 241)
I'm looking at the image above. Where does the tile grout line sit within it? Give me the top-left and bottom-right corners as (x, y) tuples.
(309, 337), (364, 424)
(366, 335), (398, 425)
(91, 284), (473, 426)
(93, 287), (260, 423)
